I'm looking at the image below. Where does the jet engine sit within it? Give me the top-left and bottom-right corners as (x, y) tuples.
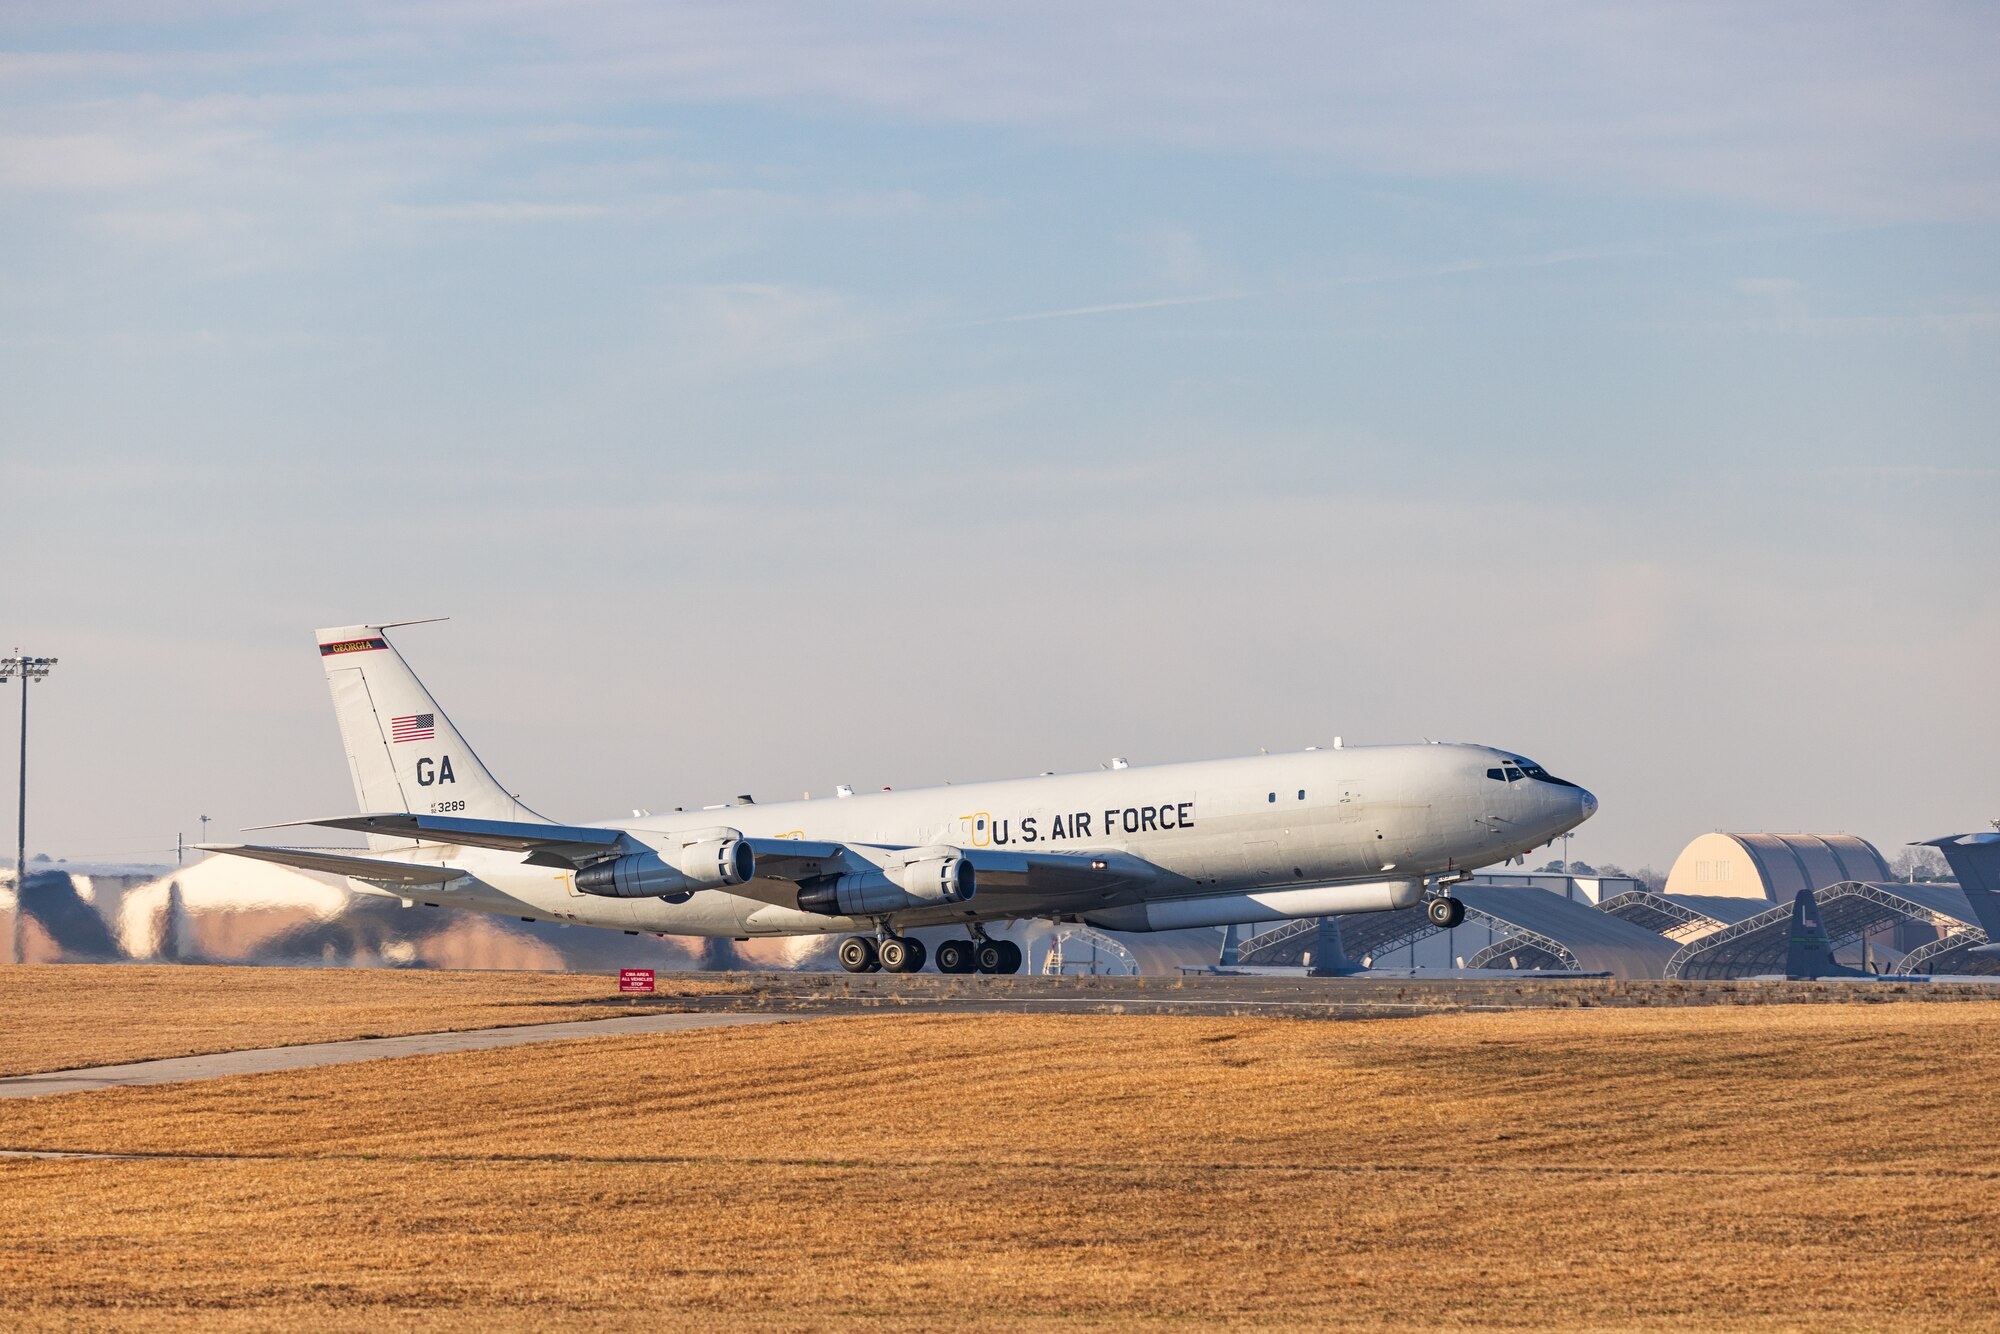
(677, 835), (755, 888)
(798, 855), (976, 917)
(895, 853), (974, 903)
(572, 833), (754, 900)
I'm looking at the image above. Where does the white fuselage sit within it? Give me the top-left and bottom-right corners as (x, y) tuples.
(369, 742), (1595, 937)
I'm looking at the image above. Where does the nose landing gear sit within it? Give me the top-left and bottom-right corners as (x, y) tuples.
(1425, 895), (1467, 929)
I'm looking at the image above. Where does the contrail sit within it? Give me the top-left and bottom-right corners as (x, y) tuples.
(956, 240), (1659, 330)
(962, 292), (1244, 327)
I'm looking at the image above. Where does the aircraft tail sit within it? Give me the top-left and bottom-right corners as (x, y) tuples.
(315, 623), (540, 847)
(1307, 915), (1366, 977)
(1916, 834), (2000, 938)
(1785, 886), (1866, 980)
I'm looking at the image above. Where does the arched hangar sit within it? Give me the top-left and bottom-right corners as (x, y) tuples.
(1663, 833), (1890, 901)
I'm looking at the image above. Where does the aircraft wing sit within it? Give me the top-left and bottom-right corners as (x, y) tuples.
(955, 847), (1160, 897)
(741, 838), (847, 876)
(711, 842), (1157, 915)
(196, 843), (464, 886)
(238, 813), (1156, 910)
(252, 812), (623, 859)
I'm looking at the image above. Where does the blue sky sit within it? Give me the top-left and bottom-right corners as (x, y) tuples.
(3, 1), (1996, 871)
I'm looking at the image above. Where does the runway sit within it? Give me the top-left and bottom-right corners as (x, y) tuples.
(0, 1011), (789, 1100)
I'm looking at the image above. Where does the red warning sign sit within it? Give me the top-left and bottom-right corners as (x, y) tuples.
(619, 968), (655, 994)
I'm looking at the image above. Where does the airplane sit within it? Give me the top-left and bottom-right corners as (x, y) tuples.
(1765, 885), (1998, 984)
(1770, 886), (1925, 981)
(199, 621), (1599, 975)
(1913, 831), (2000, 955)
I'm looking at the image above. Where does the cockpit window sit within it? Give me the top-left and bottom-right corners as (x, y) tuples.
(1490, 758), (1580, 788)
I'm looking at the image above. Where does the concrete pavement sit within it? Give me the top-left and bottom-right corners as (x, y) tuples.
(0, 1011), (793, 1100)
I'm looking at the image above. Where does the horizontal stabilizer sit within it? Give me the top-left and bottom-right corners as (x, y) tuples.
(250, 812), (623, 855)
(196, 843), (465, 886)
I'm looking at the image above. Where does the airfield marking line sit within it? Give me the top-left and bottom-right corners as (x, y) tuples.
(3, 1146), (1996, 1183)
(0, 1011), (795, 1100)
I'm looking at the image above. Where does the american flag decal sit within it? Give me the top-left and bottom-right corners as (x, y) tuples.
(391, 713), (436, 743)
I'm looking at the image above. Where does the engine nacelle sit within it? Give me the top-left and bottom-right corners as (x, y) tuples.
(677, 836), (754, 889)
(573, 851), (693, 900)
(894, 854), (975, 904)
(572, 832), (754, 900)
(797, 863), (977, 917)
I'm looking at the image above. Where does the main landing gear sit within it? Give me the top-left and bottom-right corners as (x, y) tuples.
(836, 935), (879, 972)
(836, 934), (929, 973)
(839, 934), (1021, 974)
(935, 937), (1021, 974)
(1425, 896), (1467, 929)
(877, 935), (926, 973)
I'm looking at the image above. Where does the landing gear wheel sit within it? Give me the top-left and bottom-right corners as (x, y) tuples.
(975, 941), (1006, 974)
(1426, 896), (1466, 929)
(994, 940), (1023, 975)
(878, 936), (926, 974)
(935, 939), (977, 974)
(837, 935), (880, 973)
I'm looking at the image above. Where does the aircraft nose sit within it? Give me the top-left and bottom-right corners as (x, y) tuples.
(1577, 788), (1599, 821)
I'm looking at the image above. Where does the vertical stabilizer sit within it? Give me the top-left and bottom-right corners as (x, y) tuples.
(1308, 916), (1366, 976)
(1917, 834), (2000, 942)
(1785, 886), (1867, 980)
(315, 624), (540, 847)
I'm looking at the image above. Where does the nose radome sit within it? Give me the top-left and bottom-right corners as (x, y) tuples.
(1578, 789), (1599, 820)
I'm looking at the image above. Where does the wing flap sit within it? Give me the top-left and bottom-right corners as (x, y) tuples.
(196, 843), (464, 886)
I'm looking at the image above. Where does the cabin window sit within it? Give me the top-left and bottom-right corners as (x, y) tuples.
(1267, 792), (1276, 803)
(1297, 789), (1306, 800)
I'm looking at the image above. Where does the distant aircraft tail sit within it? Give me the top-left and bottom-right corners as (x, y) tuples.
(1785, 886), (1867, 980)
(1916, 834), (2000, 942)
(315, 622), (541, 846)
(1307, 916), (1366, 977)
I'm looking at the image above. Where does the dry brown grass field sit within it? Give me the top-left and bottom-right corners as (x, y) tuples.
(2, 1003), (1999, 1329)
(0, 964), (736, 1076)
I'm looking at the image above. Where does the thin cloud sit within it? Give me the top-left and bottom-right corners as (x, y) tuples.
(10, 3), (2000, 218)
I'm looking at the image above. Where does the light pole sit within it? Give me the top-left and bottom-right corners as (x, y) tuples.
(1, 651), (58, 966)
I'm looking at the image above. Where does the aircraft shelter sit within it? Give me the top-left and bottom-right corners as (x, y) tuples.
(1596, 890), (1769, 944)
(1239, 883), (1680, 978)
(1663, 832), (1891, 900)
(1663, 881), (1992, 979)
